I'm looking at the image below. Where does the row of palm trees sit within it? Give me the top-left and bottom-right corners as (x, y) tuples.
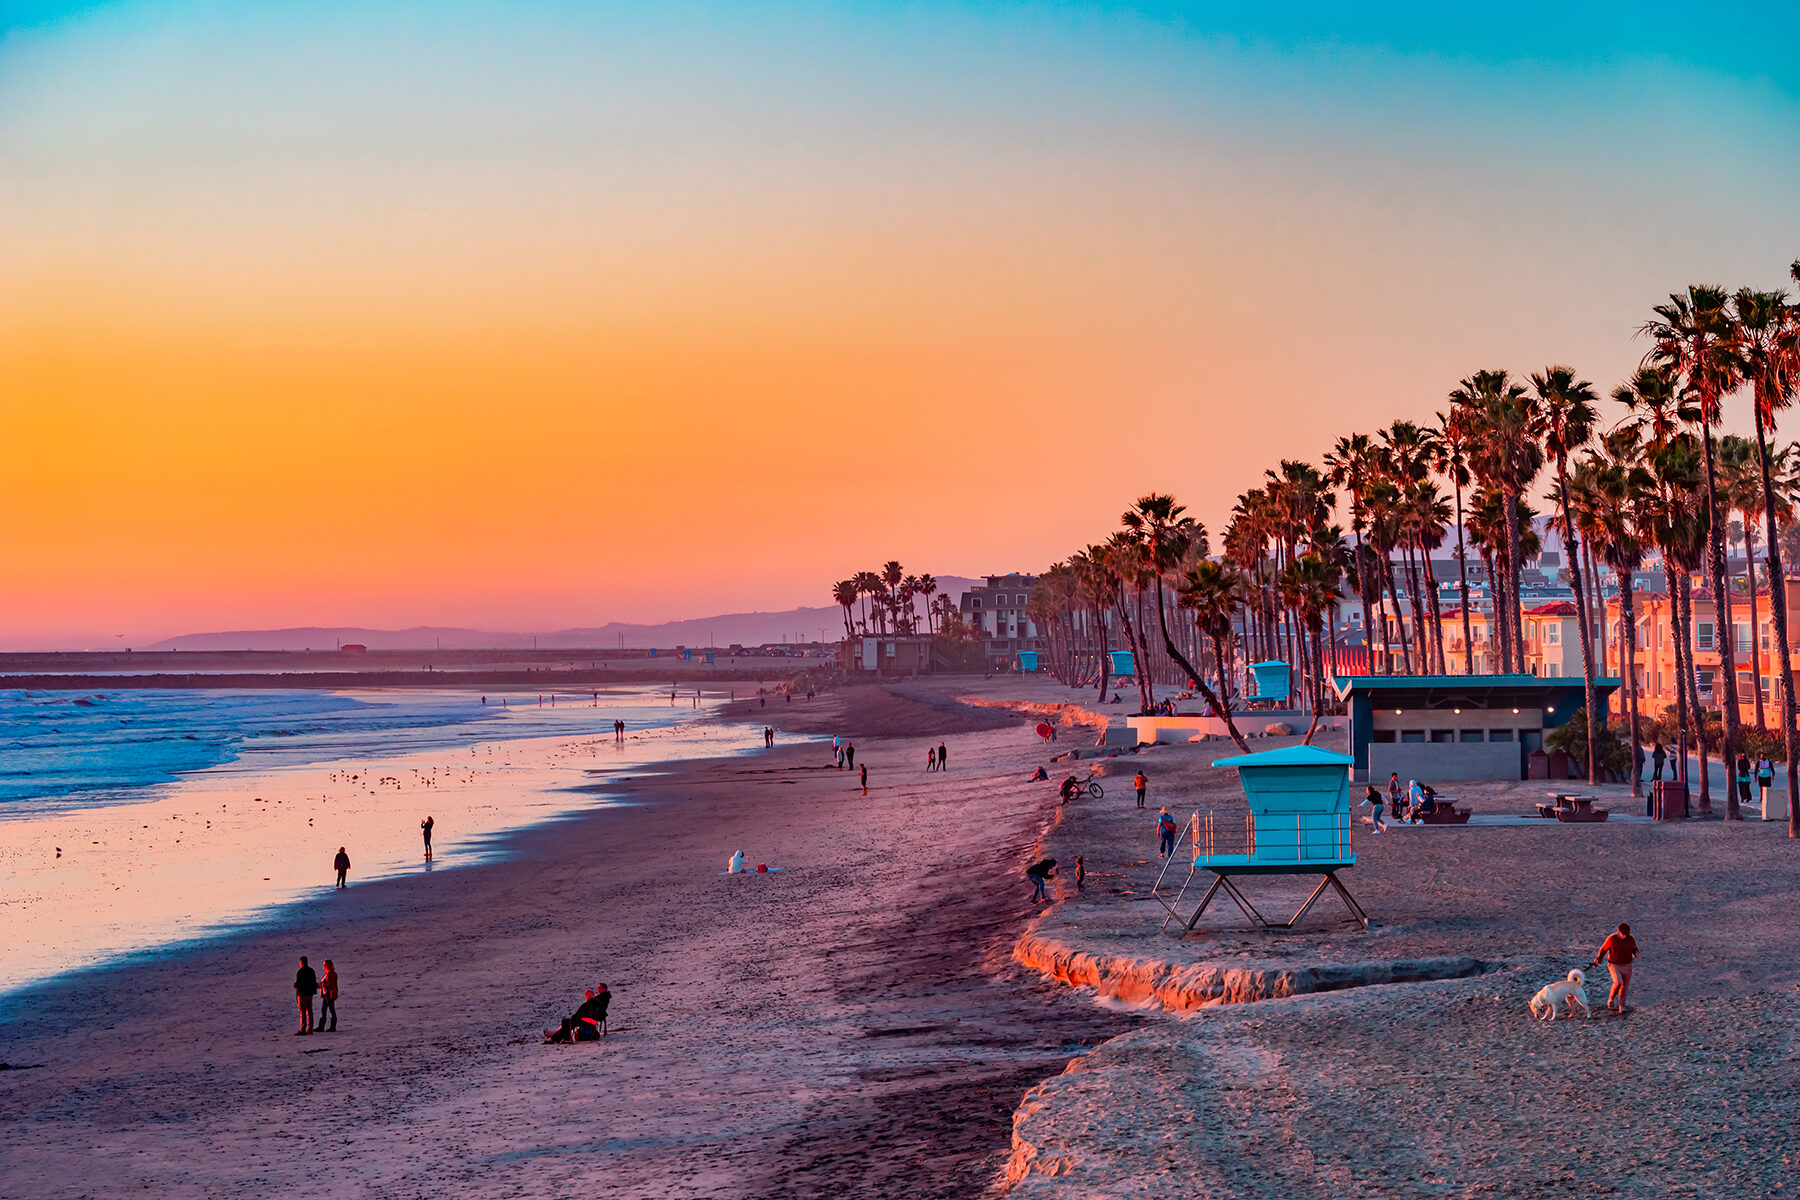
(1029, 261), (1800, 834)
(830, 564), (945, 637)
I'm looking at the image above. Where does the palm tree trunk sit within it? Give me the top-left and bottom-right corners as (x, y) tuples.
(1557, 461), (1601, 786)
(1493, 542), (1513, 674)
(1752, 426), (1799, 835)
(1621, 571), (1642, 798)
(1700, 427), (1744, 819)
(1151, 576), (1250, 752)
(1453, 490), (1474, 674)
(1677, 574), (1713, 813)
(1353, 527), (1376, 676)
(1385, 557), (1412, 674)
(1303, 625), (1325, 745)
(1403, 540), (1428, 674)
(1672, 585), (1692, 788)
(1423, 547), (1446, 675)
(1095, 605), (1111, 700)
(1212, 631), (1234, 723)
(1745, 518), (1766, 728)
(1587, 544), (1607, 703)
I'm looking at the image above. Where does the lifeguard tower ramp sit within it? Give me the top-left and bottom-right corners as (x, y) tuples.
(1152, 745), (1369, 933)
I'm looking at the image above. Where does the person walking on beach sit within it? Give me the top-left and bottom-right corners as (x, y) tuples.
(836, 746), (845, 770)
(1757, 755), (1774, 815)
(925, 747), (936, 772)
(1387, 772), (1403, 812)
(859, 763), (868, 795)
(333, 847), (350, 889)
(1133, 770), (1147, 809)
(1360, 785), (1387, 833)
(421, 816), (434, 862)
(318, 959), (339, 1032)
(1074, 855), (1086, 892)
(294, 956), (318, 1035)
(1591, 922), (1640, 1013)
(1025, 857), (1056, 902)
(1651, 742), (1667, 781)
(833, 734), (840, 761)
(1157, 808), (1178, 859)
(937, 742), (947, 770)
(845, 744), (855, 771)
(1735, 753), (1753, 809)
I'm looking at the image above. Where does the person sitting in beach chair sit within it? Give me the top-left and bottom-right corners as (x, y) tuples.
(544, 984), (611, 1043)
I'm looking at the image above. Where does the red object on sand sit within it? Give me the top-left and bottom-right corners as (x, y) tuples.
(756, 863), (768, 872)
(1035, 722), (1053, 739)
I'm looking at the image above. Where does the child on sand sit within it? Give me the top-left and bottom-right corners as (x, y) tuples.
(1074, 855), (1085, 892)
(859, 764), (868, 795)
(1591, 922), (1640, 1013)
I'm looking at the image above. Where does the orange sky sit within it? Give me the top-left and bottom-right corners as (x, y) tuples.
(3, 3), (1796, 644)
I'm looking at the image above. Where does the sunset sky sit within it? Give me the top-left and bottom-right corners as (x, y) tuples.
(3, 2), (1797, 645)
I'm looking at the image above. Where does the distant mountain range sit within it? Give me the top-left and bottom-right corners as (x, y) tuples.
(146, 577), (988, 652)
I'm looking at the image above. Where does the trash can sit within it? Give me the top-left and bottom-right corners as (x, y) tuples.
(1546, 750), (1571, 780)
(1652, 780), (1688, 820)
(1528, 750), (1550, 780)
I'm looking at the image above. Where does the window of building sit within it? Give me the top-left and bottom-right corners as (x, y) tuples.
(1546, 625), (1560, 645)
(1546, 664), (1559, 677)
(1736, 623), (1752, 654)
(885, 642), (896, 657)
(971, 598), (982, 610)
(1698, 668), (1715, 693)
(1373, 730), (1396, 743)
(1430, 729), (1453, 743)
(1697, 622), (1715, 650)
(1400, 730), (1426, 743)
(1489, 729), (1515, 742)
(1459, 729), (1484, 742)
(1762, 623), (1771, 652)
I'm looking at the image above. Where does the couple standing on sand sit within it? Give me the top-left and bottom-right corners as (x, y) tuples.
(293, 956), (339, 1034)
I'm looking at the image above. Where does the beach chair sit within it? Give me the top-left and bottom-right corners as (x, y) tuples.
(579, 994), (611, 1039)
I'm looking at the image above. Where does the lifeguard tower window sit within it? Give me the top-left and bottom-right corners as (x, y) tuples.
(1490, 729), (1514, 742)
(1401, 730), (1425, 743)
(1459, 729), (1484, 743)
(1430, 729), (1453, 743)
(1373, 730), (1396, 743)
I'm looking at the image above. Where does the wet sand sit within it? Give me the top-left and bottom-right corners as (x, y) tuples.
(0, 687), (1132, 1197)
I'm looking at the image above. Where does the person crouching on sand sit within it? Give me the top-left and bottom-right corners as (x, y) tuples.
(1025, 858), (1056, 902)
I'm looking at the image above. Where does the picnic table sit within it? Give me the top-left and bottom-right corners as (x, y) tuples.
(1537, 792), (1608, 822)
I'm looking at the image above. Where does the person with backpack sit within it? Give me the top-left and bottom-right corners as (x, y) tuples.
(1025, 857), (1056, 902)
(1157, 808), (1178, 859)
(1757, 755), (1775, 817)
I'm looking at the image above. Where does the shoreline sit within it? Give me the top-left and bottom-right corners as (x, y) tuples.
(1, 683), (1135, 1197)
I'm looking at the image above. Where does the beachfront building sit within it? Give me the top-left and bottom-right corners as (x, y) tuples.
(1598, 580), (1800, 724)
(958, 573), (1044, 669)
(1338, 674), (1620, 782)
(842, 634), (935, 677)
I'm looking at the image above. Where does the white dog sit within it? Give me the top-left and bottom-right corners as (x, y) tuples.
(1528, 968), (1591, 1021)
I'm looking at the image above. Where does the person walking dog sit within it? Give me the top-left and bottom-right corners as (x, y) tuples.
(1591, 922), (1640, 1014)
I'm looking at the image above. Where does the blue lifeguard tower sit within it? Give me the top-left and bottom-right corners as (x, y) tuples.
(1244, 660), (1291, 707)
(1108, 650), (1137, 677)
(1016, 651), (1039, 672)
(1152, 744), (1369, 933)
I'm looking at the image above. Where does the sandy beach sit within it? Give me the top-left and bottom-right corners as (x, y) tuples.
(6, 676), (1798, 1198)
(0, 685), (1130, 1197)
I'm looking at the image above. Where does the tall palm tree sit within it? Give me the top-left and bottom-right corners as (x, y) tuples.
(1640, 431), (1713, 810)
(1716, 435), (1767, 728)
(1732, 285), (1800, 835)
(1581, 429), (1654, 799)
(1071, 549), (1113, 700)
(1325, 434), (1381, 674)
(831, 579), (859, 637)
(1179, 559), (1244, 724)
(916, 574), (939, 634)
(1122, 494), (1249, 751)
(1279, 551), (1345, 743)
(1430, 410), (1477, 673)
(1454, 370), (1542, 673)
(1643, 286), (1748, 818)
(1530, 366), (1602, 782)
(1103, 533), (1156, 711)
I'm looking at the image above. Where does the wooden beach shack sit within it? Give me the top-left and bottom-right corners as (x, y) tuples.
(1154, 745), (1368, 933)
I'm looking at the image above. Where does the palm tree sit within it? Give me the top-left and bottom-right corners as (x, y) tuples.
(1430, 410), (1477, 673)
(1179, 559), (1244, 723)
(1717, 435), (1767, 728)
(1104, 533), (1157, 711)
(1642, 286), (1748, 818)
(1530, 366), (1602, 783)
(1279, 551), (1345, 743)
(1454, 370), (1542, 673)
(831, 579), (859, 637)
(1122, 494), (1250, 751)
(1325, 434), (1382, 675)
(1581, 428), (1654, 799)
(1732, 285), (1800, 835)
(1071, 549), (1113, 699)
(916, 574), (939, 634)
(1640, 431), (1713, 811)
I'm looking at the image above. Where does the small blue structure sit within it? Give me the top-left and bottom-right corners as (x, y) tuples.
(648, 647), (659, 658)
(702, 649), (715, 665)
(681, 648), (692, 661)
(1246, 660), (1290, 702)
(1108, 650), (1137, 676)
(1152, 745), (1369, 932)
(1017, 651), (1039, 672)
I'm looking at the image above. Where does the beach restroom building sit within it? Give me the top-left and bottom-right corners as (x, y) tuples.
(1336, 674), (1621, 782)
